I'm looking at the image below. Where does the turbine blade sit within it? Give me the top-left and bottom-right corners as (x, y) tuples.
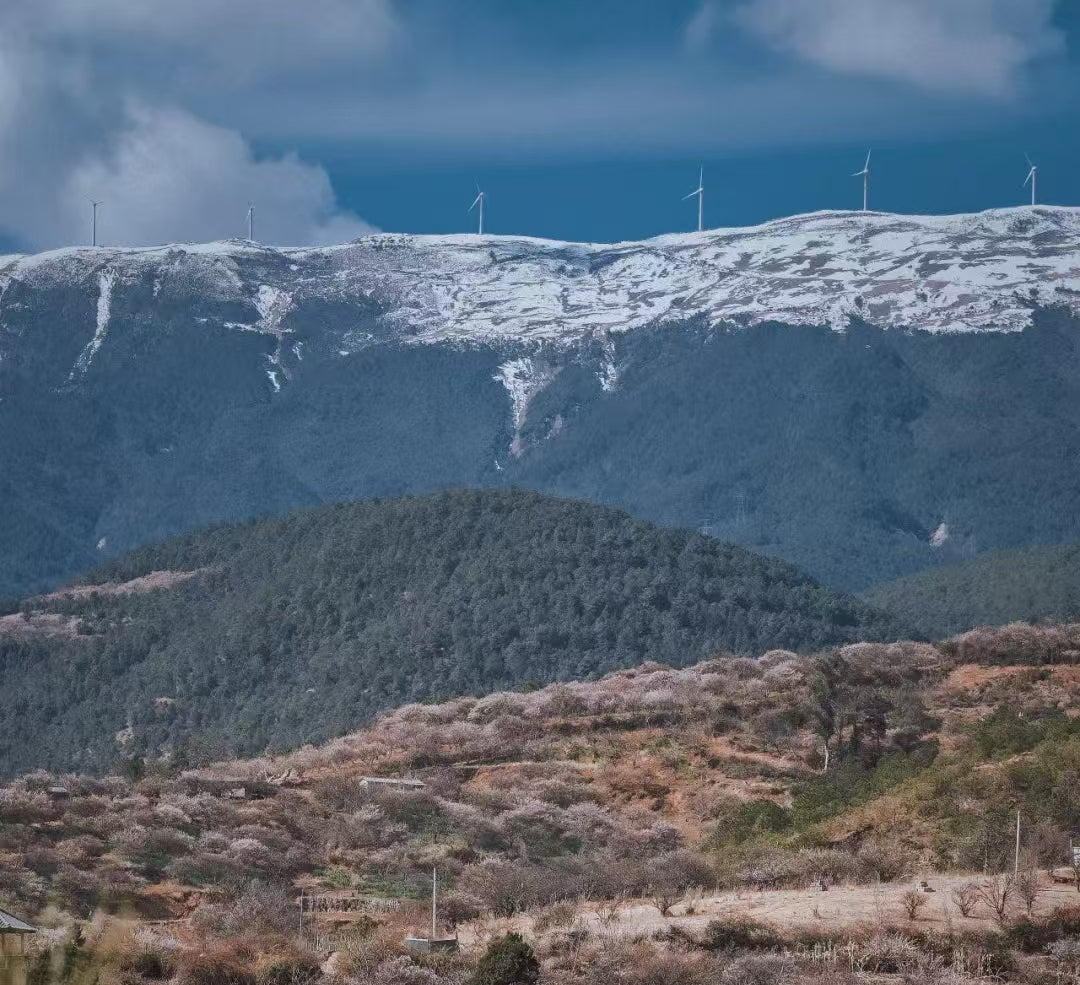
(469, 193), (483, 211)
(864, 149), (872, 169)
(683, 189), (699, 200)
(1025, 152), (1034, 169)
(1024, 169), (1034, 186)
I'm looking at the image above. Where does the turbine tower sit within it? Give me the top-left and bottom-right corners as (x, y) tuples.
(683, 167), (705, 232)
(469, 184), (486, 236)
(247, 202), (255, 242)
(852, 150), (871, 212)
(90, 201), (101, 247)
(1024, 155), (1038, 206)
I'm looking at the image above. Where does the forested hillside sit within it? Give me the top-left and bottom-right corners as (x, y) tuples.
(7, 623), (1080, 985)
(0, 490), (899, 777)
(863, 543), (1080, 637)
(7, 225), (1080, 600)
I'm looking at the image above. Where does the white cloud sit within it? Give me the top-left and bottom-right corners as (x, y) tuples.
(0, 0), (391, 250)
(14, 0), (401, 82)
(734, 0), (1063, 97)
(63, 106), (375, 248)
(685, 2), (720, 53)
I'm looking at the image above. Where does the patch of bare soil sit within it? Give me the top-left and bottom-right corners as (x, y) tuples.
(460, 874), (1079, 949)
(41, 569), (206, 601)
(0, 611), (81, 638)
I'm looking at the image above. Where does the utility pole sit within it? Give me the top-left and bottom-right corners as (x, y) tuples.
(298, 891), (304, 936)
(1015, 809), (1021, 875)
(431, 868), (438, 940)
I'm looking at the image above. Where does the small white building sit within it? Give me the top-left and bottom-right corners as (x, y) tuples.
(358, 777), (425, 794)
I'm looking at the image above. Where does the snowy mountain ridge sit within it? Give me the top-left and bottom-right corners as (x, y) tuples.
(3, 206), (1080, 349)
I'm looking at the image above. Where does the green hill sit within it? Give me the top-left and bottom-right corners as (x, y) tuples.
(0, 489), (900, 777)
(863, 542), (1080, 637)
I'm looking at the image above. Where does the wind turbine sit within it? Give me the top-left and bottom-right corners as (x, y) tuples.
(852, 150), (871, 212)
(247, 202), (255, 242)
(1023, 154), (1038, 206)
(683, 166), (704, 232)
(90, 200), (101, 247)
(469, 184), (486, 236)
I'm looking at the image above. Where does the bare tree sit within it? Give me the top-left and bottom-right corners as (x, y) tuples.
(1014, 870), (1044, 917)
(1029, 821), (1068, 876)
(595, 894), (626, 927)
(901, 888), (927, 921)
(976, 874), (1016, 927)
(951, 883), (980, 919)
(649, 888), (681, 918)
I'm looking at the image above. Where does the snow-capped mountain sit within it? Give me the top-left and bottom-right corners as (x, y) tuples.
(3, 206), (1080, 599)
(3, 206), (1080, 358)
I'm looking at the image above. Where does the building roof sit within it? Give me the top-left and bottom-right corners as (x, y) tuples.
(0, 910), (35, 933)
(359, 776), (425, 787)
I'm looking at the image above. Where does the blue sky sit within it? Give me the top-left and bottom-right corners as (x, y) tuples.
(1, 0), (1079, 247)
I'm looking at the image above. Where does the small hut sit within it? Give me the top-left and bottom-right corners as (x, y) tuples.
(0, 910), (35, 985)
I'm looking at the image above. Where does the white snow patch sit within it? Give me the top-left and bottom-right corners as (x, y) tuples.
(254, 284), (294, 331)
(266, 369), (281, 393)
(930, 522), (949, 548)
(495, 358), (549, 431)
(70, 270), (117, 378)
(599, 361), (619, 392)
(494, 357), (557, 457)
(9, 206), (1080, 349)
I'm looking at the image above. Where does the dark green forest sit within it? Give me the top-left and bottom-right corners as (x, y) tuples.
(0, 490), (900, 777)
(862, 542), (1080, 637)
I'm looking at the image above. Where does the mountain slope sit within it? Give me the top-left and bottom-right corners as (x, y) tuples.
(863, 543), (1080, 637)
(5, 208), (1080, 597)
(0, 489), (900, 777)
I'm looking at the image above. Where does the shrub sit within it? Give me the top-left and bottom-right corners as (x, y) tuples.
(976, 875), (1016, 927)
(951, 884), (979, 918)
(177, 946), (255, 985)
(121, 948), (174, 981)
(192, 882), (296, 939)
(901, 889), (927, 921)
(471, 934), (540, 985)
(718, 954), (790, 985)
(855, 840), (913, 882)
(705, 801), (790, 850)
(532, 900), (578, 933)
(1015, 869), (1043, 916)
(702, 917), (782, 953)
(373, 956), (451, 985)
(855, 933), (922, 974)
(1047, 937), (1080, 971)
(1006, 905), (1080, 953)
(254, 951), (321, 985)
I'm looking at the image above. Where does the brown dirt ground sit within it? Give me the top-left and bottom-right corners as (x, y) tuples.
(459, 873), (1080, 949)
